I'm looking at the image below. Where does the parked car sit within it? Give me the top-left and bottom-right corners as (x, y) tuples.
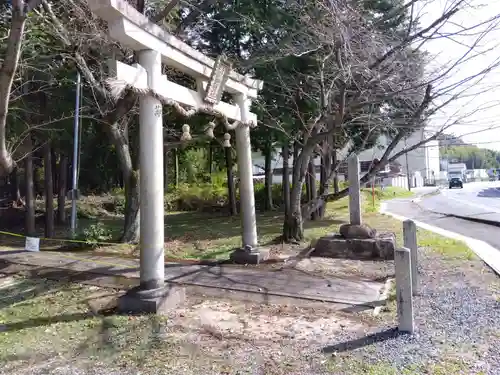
(449, 177), (463, 189)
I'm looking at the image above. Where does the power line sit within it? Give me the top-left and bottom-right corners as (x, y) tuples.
(439, 140), (500, 146)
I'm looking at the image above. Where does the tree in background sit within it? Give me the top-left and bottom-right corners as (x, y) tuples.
(441, 145), (500, 170)
(1, 0), (500, 246)
(245, 0), (430, 240)
(0, 0), (46, 176)
(252, 0), (500, 241)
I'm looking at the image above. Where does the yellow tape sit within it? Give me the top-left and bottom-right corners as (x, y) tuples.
(0, 231), (202, 271)
(0, 231), (25, 239)
(0, 229), (138, 270)
(0, 230), (122, 246)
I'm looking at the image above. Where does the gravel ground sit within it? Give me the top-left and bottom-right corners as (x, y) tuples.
(1, 247), (499, 375)
(326, 247), (500, 375)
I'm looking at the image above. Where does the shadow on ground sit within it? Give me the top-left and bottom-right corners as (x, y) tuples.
(478, 187), (500, 198)
(321, 328), (406, 354)
(165, 211), (346, 242)
(0, 261), (136, 310)
(0, 209), (346, 259)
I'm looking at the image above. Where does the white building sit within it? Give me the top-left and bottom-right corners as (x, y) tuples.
(252, 151), (330, 185)
(251, 151), (318, 184)
(357, 128), (440, 188)
(466, 169), (489, 180)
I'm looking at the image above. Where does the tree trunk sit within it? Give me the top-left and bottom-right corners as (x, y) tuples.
(283, 179), (305, 242)
(66, 160), (72, 192)
(44, 141), (54, 238)
(33, 159), (42, 198)
(292, 140), (299, 186)
(164, 146), (169, 192)
(9, 167), (21, 206)
(103, 120), (140, 243)
(51, 148), (58, 194)
(0, 3), (28, 176)
(96, 94), (141, 244)
(282, 142), (290, 218)
(305, 164), (311, 202)
(25, 143), (35, 237)
(57, 155), (68, 224)
(283, 139), (318, 242)
(332, 150), (339, 194)
(208, 142), (213, 175)
(264, 143), (273, 211)
(173, 148), (179, 188)
(225, 146), (237, 216)
(318, 155), (326, 218)
(283, 212), (304, 242)
(308, 158), (318, 220)
(318, 152), (331, 218)
(122, 169), (140, 243)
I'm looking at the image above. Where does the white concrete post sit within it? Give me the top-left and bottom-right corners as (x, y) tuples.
(234, 93), (258, 248)
(138, 49), (165, 289)
(403, 219), (418, 296)
(348, 154), (362, 225)
(395, 247), (414, 333)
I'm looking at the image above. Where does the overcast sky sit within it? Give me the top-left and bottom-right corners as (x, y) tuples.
(418, 0), (500, 150)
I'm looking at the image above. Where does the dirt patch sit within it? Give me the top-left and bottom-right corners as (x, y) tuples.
(294, 257), (394, 281)
(170, 298), (366, 345)
(0, 275), (376, 375)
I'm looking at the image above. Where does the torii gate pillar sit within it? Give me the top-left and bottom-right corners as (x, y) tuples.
(137, 50), (165, 290)
(88, 0), (266, 314)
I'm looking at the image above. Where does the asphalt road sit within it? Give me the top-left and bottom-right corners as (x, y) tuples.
(385, 187), (500, 251)
(417, 181), (500, 223)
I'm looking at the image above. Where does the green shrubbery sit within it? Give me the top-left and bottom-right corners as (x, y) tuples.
(83, 222), (113, 247)
(97, 177), (413, 216)
(108, 172), (290, 214)
(167, 172), (285, 212)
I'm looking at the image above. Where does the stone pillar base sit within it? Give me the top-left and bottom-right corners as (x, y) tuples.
(118, 284), (185, 315)
(230, 246), (269, 265)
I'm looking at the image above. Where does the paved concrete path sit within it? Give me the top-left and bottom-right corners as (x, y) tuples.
(0, 250), (385, 312)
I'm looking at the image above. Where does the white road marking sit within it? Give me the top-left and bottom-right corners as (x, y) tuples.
(380, 202), (500, 276)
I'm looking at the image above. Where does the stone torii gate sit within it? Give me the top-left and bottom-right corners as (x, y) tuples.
(88, 0), (265, 313)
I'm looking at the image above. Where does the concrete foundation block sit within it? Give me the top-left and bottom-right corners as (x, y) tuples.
(118, 284), (185, 315)
(312, 232), (396, 260)
(230, 247), (270, 264)
(395, 247), (414, 333)
(403, 219), (419, 296)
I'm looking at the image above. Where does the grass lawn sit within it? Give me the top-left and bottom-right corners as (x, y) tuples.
(106, 186), (472, 262)
(0, 186), (473, 261)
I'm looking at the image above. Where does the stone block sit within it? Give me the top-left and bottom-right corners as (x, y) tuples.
(311, 232), (396, 260)
(118, 284), (185, 315)
(339, 223), (377, 239)
(230, 247), (270, 264)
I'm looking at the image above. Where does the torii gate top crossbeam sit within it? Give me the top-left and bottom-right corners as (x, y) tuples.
(87, 0), (263, 99)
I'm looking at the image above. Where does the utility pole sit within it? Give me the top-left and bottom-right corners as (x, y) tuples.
(70, 71), (81, 235)
(404, 137), (411, 191)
